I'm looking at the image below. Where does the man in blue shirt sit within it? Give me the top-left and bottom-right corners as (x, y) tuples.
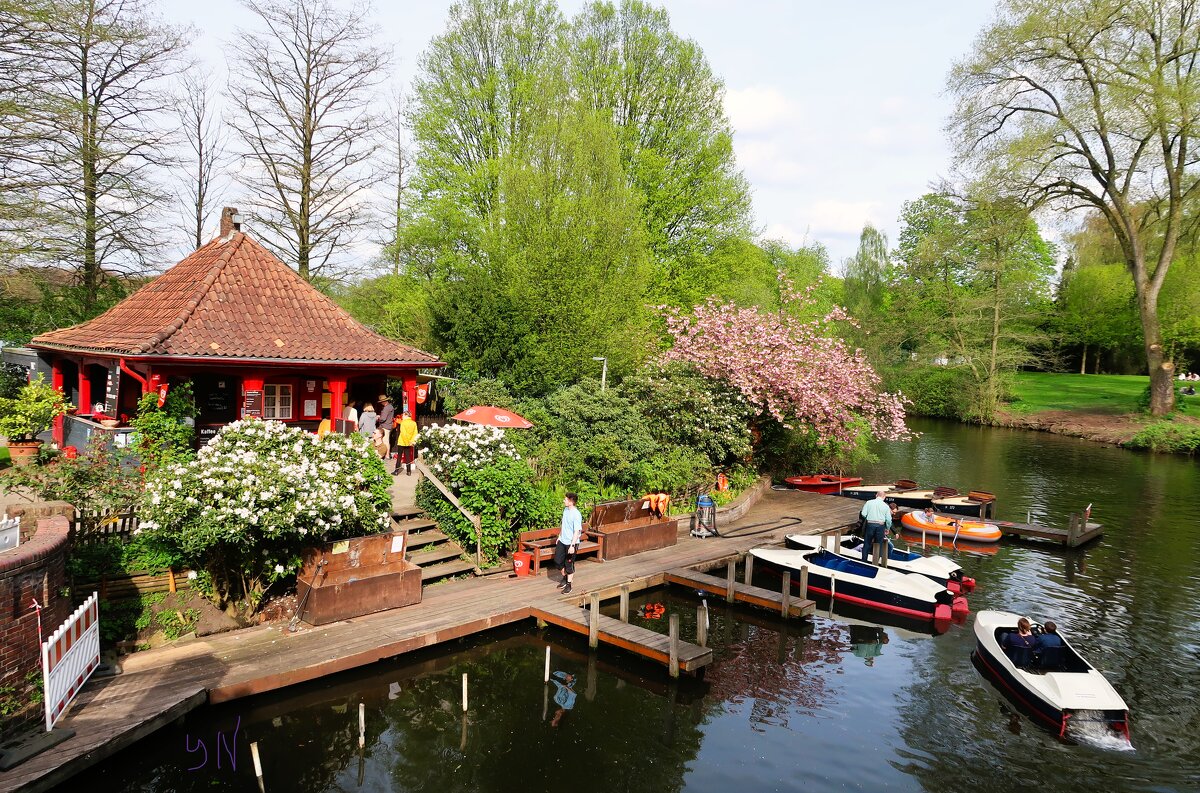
(549, 671), (576, 727)
(555, 492), (582, 595)
(1033, 620), (1065, 669)
(859, 491), (893, 563)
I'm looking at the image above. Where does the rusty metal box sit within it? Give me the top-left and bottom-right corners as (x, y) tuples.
(295, 532), (422, 626)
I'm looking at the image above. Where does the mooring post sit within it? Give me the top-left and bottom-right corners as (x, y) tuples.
(725, 560), (736, 603)
(544, 645), (550, 682)
(829, 573), (837, 616)
(781, 570), (791, 618)
(799, 565), (809, 600)
(744, 553), (754, 586)
(588, 593), (600, 649)
(1027, 509), (1032, 525)
(668, 613), (680, 679)
(1067, 513), (1079, 547)
(250, 741), (265, 793)
(619, 584), (630, 623)
(462, 673), (468, 712)
(358, 702), (365, 749)
(696, 604), (708, 647)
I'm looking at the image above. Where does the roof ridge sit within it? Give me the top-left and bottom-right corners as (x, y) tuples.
(137, 234), (241, 354)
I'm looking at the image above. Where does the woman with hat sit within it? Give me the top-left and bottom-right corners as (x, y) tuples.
(377, 394), (395, 454)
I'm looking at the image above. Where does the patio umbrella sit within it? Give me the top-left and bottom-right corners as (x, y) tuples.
(451, 405), (534, 429)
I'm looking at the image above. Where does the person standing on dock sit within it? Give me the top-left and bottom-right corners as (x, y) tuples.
(859, 491), (892, 562)
(556, 492), (581, 595)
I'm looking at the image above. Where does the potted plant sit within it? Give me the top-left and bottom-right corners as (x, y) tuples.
(0, 374), (73, 465)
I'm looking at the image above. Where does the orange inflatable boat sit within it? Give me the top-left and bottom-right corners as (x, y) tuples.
(899, 510), (1003, 543)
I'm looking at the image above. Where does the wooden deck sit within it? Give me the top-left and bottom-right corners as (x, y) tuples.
(0, 488), (859, 793)
(529, 601), (712, 673)
(665, 567), (815, 618)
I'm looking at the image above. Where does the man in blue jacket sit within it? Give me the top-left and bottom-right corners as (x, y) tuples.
(859, 491), (892, 563)
(555, 493), (581, 595)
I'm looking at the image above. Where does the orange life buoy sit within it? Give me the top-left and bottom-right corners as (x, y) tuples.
(716, 473), (729, 492)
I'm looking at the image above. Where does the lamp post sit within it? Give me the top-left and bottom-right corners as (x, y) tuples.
(592, 356), (608, 391)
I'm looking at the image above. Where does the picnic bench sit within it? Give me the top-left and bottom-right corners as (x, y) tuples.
(588, 498), (677, 560)
(517, 527), (604, 576)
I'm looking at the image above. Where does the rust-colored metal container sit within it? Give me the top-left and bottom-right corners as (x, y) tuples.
(588, 499), (677, 560)
(295, 531), (421, 626)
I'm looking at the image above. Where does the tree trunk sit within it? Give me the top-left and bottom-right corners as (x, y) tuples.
(1079, 345), (1087, 375)
(81, 3), (97, 313)
(1137, 293), (1175, 414)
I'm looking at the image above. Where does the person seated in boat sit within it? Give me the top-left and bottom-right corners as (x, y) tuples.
(858, 491), (892, 563)
(1033, 620), (1065, 670)
(922, 505), (936, 522)
(1001, 617), (1037, 667)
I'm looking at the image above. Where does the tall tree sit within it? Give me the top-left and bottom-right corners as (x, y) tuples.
(178, 72), (226, 250)
(1057, 262), (1140, 373)
(570, 0), (751, 303)
(949, 0), (1200, 415)
(226, 0), (387, 280)
(842, 224), (895, 364)
(4, 0), (187, 312)
(378, 94), (411, 274)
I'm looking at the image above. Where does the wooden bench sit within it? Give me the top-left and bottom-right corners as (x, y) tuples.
(517, 528), (604, 576)
(588, 498), (677, 560)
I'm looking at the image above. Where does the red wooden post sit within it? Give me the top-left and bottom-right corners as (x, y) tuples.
(77, 367), (92, 416)
(327, 377), (346, 430)
(403, 374), (418, 418)
(51, 359), (65, 444)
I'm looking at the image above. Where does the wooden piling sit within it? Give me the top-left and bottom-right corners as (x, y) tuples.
(743, 553), (754, 585)
(696, 604), (708, 647)
(1067, 513), (1080, 547)
(668, 613), (680, 679)
(725, 560), (736, 603)
(588, 593), (600, 649)
(619, 584), (630, 623)
(250, 741), (265, 793)
(462, 673), (468, 712)
(544, 645), (550, 682)
(799, 565), (809, 600)
(358, 702), (365, 748)
(781, 571), (791, 618)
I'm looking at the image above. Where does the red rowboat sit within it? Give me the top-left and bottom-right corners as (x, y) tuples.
(784, 474), (864, 494)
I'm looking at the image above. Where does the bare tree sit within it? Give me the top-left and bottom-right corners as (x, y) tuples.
(178, 72), (228, 250)
(226, 0), (388, 281)
(379, 92), (410, 273)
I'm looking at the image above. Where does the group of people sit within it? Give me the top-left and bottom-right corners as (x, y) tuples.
(340, 395), (420, 476)
(1001, 617), (1064, 669)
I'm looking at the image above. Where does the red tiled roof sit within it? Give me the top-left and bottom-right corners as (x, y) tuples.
(30, 232), (441, 365)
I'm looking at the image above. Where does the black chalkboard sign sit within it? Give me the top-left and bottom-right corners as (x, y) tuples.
(104, 363), (120, 415)
(243, 389), (263, 418)
(202, 378), (235, 418)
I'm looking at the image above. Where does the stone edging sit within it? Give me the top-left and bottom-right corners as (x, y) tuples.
(0, 514), (70, 575)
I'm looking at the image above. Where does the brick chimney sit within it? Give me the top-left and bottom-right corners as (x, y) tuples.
(219, 207), (242, 238)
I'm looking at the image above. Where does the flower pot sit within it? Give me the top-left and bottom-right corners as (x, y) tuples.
(5, 440), (41, 466)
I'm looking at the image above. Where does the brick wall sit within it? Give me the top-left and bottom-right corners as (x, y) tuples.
(0, 509), (72, 737)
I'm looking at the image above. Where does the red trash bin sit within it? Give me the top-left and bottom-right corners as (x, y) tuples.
(513, 551), (533, 577)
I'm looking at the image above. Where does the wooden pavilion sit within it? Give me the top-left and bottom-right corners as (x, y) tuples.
(28, 208), (443, 447)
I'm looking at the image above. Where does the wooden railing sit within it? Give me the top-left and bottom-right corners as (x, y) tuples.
(73, 506), (140, 543)
(413, 459), (483, 570)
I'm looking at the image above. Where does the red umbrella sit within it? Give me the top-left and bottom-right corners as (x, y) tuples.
(451, 405), (534, 429)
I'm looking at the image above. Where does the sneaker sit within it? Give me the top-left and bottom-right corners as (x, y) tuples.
(561, 583), (572, 595)
(556, 579), (567, 589)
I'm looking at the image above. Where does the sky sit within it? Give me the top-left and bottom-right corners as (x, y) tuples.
(163, 0), (1000, 269)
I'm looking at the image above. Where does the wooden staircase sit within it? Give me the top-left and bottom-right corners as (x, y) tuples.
(393, 505), (476, 582)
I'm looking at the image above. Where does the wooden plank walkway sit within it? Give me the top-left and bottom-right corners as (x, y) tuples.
(664, 567), (815, 618)
(529, 601), (712, 673)
(0, 488), (859, 793)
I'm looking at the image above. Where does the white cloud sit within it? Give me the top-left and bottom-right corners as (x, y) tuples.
(724, 85), (804, 135)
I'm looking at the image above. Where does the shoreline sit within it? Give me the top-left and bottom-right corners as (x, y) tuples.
(920, 408), (1200, 454)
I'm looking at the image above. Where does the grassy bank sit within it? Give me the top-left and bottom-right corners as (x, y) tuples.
(1006, 372), (1198, 417)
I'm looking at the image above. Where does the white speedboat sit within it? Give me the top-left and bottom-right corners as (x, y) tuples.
(972, 610), (1131, 742)
(784, 533), (977, 594)
(749, 546), (967, 622)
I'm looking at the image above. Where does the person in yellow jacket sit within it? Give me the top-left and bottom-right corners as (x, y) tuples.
(395, 411), (419, 476)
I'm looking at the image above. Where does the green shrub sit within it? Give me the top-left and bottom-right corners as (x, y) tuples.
(632, 447), (713, 496)
(1126, 419), (1200, 454)
(441, 375), (516, 416)
(0, 373), (72, 440)
(886, 366), (972, 419)
(130, 382), (197, 468)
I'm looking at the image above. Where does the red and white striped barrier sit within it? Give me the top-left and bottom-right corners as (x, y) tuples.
(41, 592), (100, 731)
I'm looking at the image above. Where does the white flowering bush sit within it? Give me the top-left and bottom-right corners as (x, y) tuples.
(140, 419), (391, 612)
(418, 423), (520, 482)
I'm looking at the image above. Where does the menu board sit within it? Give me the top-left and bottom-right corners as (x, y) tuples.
(243, 389), (263, 418)
(202, 378), (236, 418)
(104, 363), (120, 415)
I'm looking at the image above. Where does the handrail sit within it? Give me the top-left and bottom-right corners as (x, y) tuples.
(413, 459), (483, 571)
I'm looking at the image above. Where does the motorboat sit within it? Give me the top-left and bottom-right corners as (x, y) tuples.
(972, 610), (1131, 742)
(783, 474), (863, 494)
(841, 480), (956, 510)
(900, 510), (1003, 543)
(784, 533), (976, 594)
(931, 490), (996, 519)
(749, 546), (968, 622)
(840, 481), (908, 501)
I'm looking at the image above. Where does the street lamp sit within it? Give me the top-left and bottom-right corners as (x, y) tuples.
(592, 356), (608, 391)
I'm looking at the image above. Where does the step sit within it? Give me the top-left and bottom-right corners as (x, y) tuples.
(393, 505), (424, 520)
(405, 529), (448, 550)
(409, 545), (466, 565)
(393, 518), (438, 533)
(420, 558), (476, 582)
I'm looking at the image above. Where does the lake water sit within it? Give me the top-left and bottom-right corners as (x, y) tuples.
(89, 418), (1199, 792)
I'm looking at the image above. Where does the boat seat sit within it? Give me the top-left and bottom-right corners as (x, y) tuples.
(1034, 645), (1064, 671)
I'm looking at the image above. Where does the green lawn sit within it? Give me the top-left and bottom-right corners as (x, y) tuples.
(1007, 372), (1198, 416)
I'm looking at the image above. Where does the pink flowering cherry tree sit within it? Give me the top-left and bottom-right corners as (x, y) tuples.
(660, 277), (909, 447)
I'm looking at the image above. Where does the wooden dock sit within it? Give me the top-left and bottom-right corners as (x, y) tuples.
(665, 566), (814, 618)
(992, 514), (1103, 547)
(0, 488), (859, 793)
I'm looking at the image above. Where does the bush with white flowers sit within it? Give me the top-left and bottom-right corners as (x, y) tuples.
(418, 423), (520, 482)
(140, 419), (391, 612)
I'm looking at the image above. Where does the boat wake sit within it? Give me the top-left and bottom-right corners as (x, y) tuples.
(1067, 710), (1135, 752)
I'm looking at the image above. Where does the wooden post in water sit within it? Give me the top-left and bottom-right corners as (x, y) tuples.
(619, 584), (630, 623)
(799, 565), (809, 600)
(744, 553), (754, 586)
(358, 702), (365, 748)
(725, 560), (736, 603)
(588, 593), (600, 649)
(462, 673), (468, 712)
(696, 604), (708, 647)
(781, 571), (791, 618)
(829, 573), (837, 617)
(544, 645), (550, 682)
(1067, 513), (1080, 547)
(668, 613), (680, 679)
(251, 741), (265, 793)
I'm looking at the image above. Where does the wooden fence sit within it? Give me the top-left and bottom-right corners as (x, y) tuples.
(72, 507), (140, 543)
